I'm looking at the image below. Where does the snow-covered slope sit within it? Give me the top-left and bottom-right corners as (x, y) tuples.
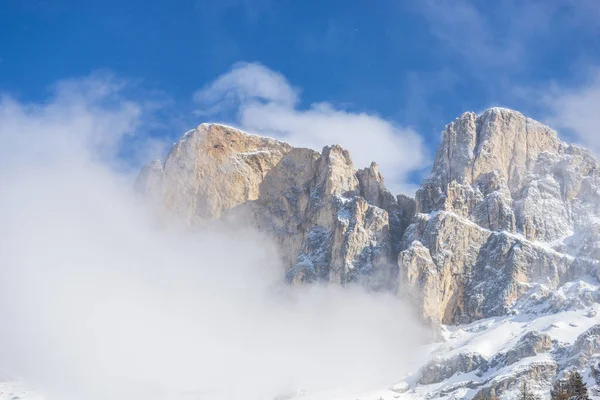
(313, 277), (600, 400)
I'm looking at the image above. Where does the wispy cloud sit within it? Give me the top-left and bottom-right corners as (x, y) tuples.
(0, 72), (177, 176)
(541, 69), (600, 154)
(194, 62), (428, 194)
(0, 73), (141, 166)
(194, 62), (299, 112)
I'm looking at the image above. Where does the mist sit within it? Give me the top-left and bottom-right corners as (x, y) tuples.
(0, 76), (427, 400)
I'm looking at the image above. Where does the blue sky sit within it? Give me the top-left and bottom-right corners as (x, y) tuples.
(2, 0), (600, 193)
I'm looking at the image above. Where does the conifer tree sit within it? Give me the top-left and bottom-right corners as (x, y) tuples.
(567, 371), (589, 400)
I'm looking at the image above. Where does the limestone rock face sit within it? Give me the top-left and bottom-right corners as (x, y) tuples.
(398, 212), (491, 324)
(399, 108), (600, 325)
(414, 108), (599, 243)
(136, 123), (292, 223)
(242, 145), (396, 285)
(357, 163), (415, 252)
(138, 124), (409, 286)
(419, 108), (562, 205)
(137, 109), (600, 326)
(128, 109), (600, 400)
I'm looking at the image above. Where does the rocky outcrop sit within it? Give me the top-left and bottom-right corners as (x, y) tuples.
(419, 352), (488, 385)
(472, 362), (558, 400)
(417, 332), (554, 392)
(398, 212), (491, 324)
(244, 146), (396, 285)
(414, 108), (600, 243)
(137, 124), (410, 286)
(417, 108), (562, 212)
(399, 108), (600, 325)
(568, 324), (600, 367)
(135, 123), (292, 222)
(357, 163), (414, 252)
(489, 331), (553, 368)
(137, 109), (600, 326)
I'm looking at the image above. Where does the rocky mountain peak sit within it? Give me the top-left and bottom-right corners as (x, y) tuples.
(315, 144), (360, 198)
(419, 107), (564, 214)
(401, 108), (600, 327)
(134, 110), (600, 399)
(136, 123), (291, 223)
(136, 111), (600, 325)
(137, 126), (410, 286)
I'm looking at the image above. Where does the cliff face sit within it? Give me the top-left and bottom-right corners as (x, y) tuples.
(131, 108), (600, 399)
(136, 123), (412, 287)
(240, 147), (397, 286)
(135, 123), (292, 222)
(137, 109), (600, 326)
(399, 108), (600, 325)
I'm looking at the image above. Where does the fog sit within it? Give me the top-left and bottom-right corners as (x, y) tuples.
(0, 76), (427, 400)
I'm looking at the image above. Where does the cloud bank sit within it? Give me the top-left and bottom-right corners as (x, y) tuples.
(0, 75), (426, 400)
(194, 62), (428, 195)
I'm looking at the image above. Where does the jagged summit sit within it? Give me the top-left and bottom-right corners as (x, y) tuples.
(132, 109), (600, 399)
(137, 110), (599, 297)
(479, 106), (522, 114)
(136, 123), (410, 285)
(424, 107), (563, 199)
(403, 108), (600, 323)
(10, 99), (600, 400)
(193, 122), (282, 141)
(137, 123), (292, 221)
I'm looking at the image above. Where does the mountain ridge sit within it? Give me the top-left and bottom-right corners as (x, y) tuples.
(135, 107), (600, 399)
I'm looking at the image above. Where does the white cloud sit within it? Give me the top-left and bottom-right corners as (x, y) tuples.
(194, 62), (298, 111)
(0, 74), (139, 163)
(194, 62), (428, 194)
(0, 73), (181, 181)
(0, 74), (426, 400)
(542, 70), (600, 154)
